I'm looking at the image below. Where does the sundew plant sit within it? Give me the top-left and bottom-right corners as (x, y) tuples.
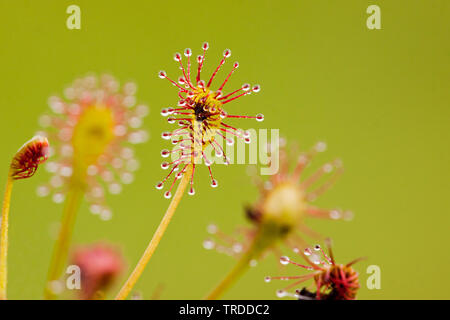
(1, 1), (448, 304)
(0, 42), (362, 301)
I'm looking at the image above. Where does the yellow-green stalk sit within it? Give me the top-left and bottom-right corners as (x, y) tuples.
(0, 136), (49, 300)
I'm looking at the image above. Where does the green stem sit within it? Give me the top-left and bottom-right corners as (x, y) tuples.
(205, 248), (253, 300)
(44, 180), (84, 300)
(0, 174), (13, 300)
(205, 229), (268, 300)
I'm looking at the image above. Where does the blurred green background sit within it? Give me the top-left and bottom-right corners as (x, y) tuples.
(0, 1), (449, 300)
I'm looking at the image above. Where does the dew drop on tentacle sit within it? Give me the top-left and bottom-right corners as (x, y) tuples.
(252, 84), (261, 93)
(100, 208), (112, 221)
(39, 115), (51, 127)
(214, 90), (223, 99)
(329, 209), (341, 220)
(280, 256), (290, 265)
(126, 159), (140, 172)
(156, 182), (164, 190)
(176, 171), (184, 179)
(223, 49), (231, 58)
(158, 70), (167, 79)
(232, 243), (243, 253)
(111, 158), (124, 169)
(52, 193), (65, 204)
(226, 138), (234, 146)
(123, 82), (137, 95)
(161, 149), (170, 158)
(108, 183), (122, 195)
(161, 108), (169, 117)
(315, 141), (327, 152)
(167, 117), (176, 124)
(323, 163), (334, 173)
(161, 162), (169, 170)
(129, 117), (142, 128)
(304, 248), (312, 256)
(174, 53), (182, 62)
(343, 210), (354, 221)
(256, 113), (264, 122)
(276, 290), (287, 298)
(203, 239), (215, 250)
(121, 172), (134, 184)
(90, 204), (102, 215)
(37, 185), (50, 197)
(215, 149), (223, 157)
(164, 191), (172, 199)
(207, 224), (218, 234)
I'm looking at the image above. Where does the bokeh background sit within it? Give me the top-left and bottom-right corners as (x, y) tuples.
(0, 1), (448, 300)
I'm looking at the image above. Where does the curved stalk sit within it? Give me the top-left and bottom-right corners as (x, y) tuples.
(44, 180), (84, 300)
(205, 226), (274, 300)
(205, 245), (254, 300)
(115, 164), (192, 300)
(0, 173), (14, 300)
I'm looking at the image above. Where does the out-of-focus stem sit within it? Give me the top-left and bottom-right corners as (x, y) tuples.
(205, 230), (266, 300)
(115, 164), (192, 300)
(0, 173), (14, 300)
(44, 180), (84, 300)
(205, 247), (254, 300)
